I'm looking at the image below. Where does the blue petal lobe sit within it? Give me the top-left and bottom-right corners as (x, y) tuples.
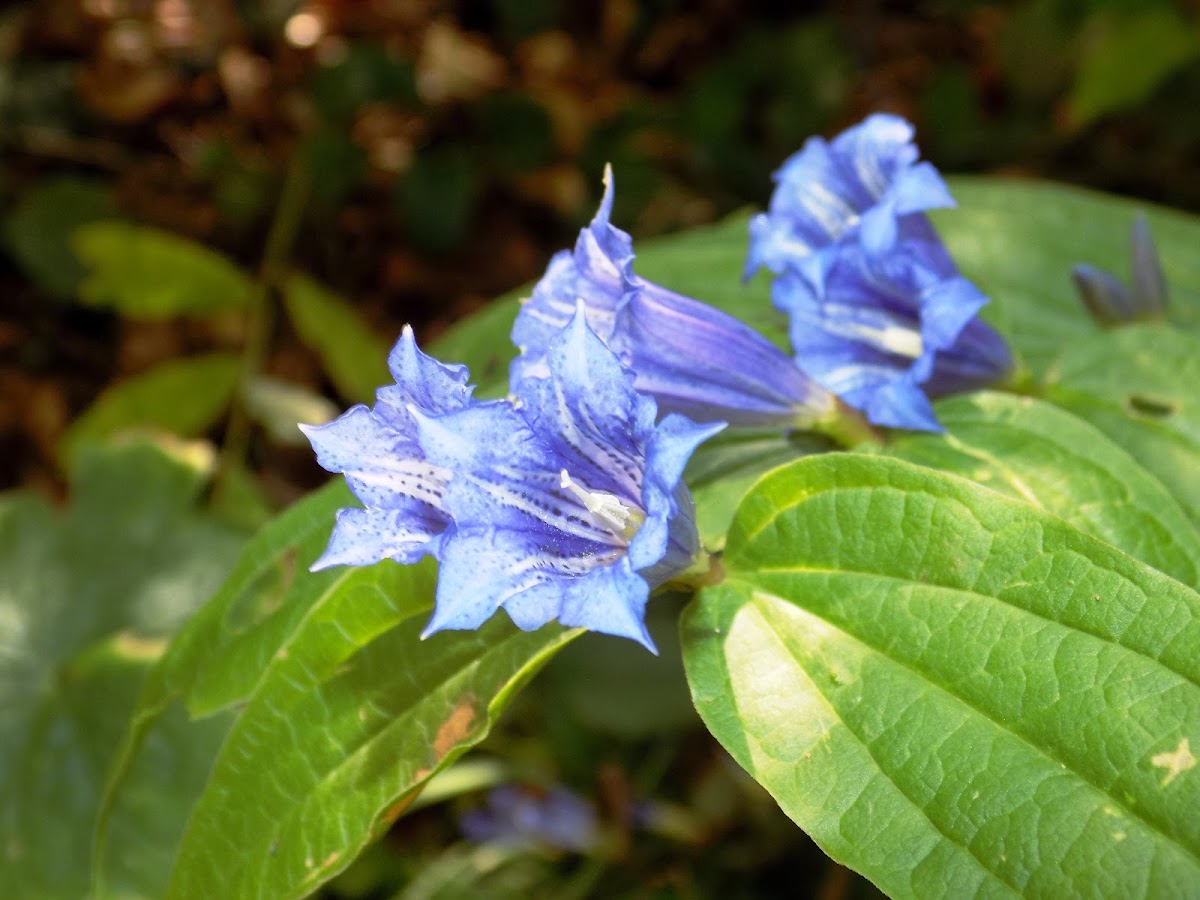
(312, 506), (442, 569)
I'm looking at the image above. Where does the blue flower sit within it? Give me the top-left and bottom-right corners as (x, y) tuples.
(745, 113), (954, 280)
(1072, 213), (1168, 325)
(304, 309), (722, 651)
(417, 307), (722, 650)
(772, 218), (1011, 431)
(460, 785), (598, 853)
(299, 326), (473, 568)
(749, 115), (1013, 431)
(511, 168), (841, 431)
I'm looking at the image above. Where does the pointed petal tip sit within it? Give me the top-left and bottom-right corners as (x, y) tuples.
(595, 163), (616, 226)
(634, 631), (659, 655)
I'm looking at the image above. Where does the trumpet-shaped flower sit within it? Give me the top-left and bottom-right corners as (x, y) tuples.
(511, 168), (840, 430)
(773, 220), (1010, 431)
(751, 115), (1013, 430)
(418, 307), (722, 650)
(304, 308), (722, 651)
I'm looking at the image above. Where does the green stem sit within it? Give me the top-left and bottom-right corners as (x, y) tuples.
(213, 156), (311, 507)
(663, 550), (724, 592)
(815, 399), (885, 448)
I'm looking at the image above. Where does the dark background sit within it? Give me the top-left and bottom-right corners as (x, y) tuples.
(2, 0), (1197, 491)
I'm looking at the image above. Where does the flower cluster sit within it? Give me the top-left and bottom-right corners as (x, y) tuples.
(303, 308), (721, 652)
(747, 114), (1012, 431)
(305, 114), (1015, 647)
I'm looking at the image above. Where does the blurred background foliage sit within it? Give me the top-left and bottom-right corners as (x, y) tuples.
(1, 2), (1199, 895)
(3, 0), (1200, 500)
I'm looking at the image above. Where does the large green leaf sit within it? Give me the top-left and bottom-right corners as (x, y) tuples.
(934, 178), (1200, 377)
(59, 353), (240, 465)
(884, 391), (1200, 587)
(0, 439), (245, 899)
(73, 221), (252, 318)
(683, 454), (1200, 898)
(1046, 323), (1200, 524)
(96, 482), (579, 900)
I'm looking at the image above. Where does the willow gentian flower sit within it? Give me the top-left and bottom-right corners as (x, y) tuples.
(299, 326), (472, 568)
(749, 115), (1012, 430)
(511, 168), (848, 433)
(1073, 213), (1168, 325)
(745, 113), (955, 280)
(418, 307), (722, 650)
(304, 308), (721, 651)
(773, 218), (1010, 431)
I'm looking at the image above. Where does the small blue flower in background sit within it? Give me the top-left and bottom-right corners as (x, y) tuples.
(748, 114), (1012, 431)
(1072, 212), (1168, 325)
(299, 326), (472, 568)
(304, 307), (721, 651)
(460, 785), (598, 853)
(512, 167), (841, 431)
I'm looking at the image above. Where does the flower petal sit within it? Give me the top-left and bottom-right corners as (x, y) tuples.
(311, 506), (444, 569)
(515, 306), (653, 499)
(746, 113), (954, 277)
(510, 165), (629, 382)
(612, 282), (836, 427)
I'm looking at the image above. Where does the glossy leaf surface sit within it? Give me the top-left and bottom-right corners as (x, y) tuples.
(684, 454), (1200, 899)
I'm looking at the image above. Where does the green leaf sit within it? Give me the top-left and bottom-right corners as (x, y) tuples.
(2, 175), (117, 299)
(1068, 7), (1200, 127)
(1046, 323), (1200, 524)
(683, 453), (1200, 898)
(96, 482), (579, 900)
(883, 391), (1200, 587)
(0, 438), (245, 899)
(933, 177), (1200, 376)
(59, 353), (240, 465)
(73, 221), (252, 318)
(243, 374), (339, 446)
(282, 273), (391, 404)
(168, 589), (575, 898)
(685, 427), (832, 551)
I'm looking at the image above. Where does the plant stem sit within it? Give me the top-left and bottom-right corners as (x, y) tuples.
(816, 399), (884, 447)
(212, 156), (311, 508)
(664, 551), (725, 592)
